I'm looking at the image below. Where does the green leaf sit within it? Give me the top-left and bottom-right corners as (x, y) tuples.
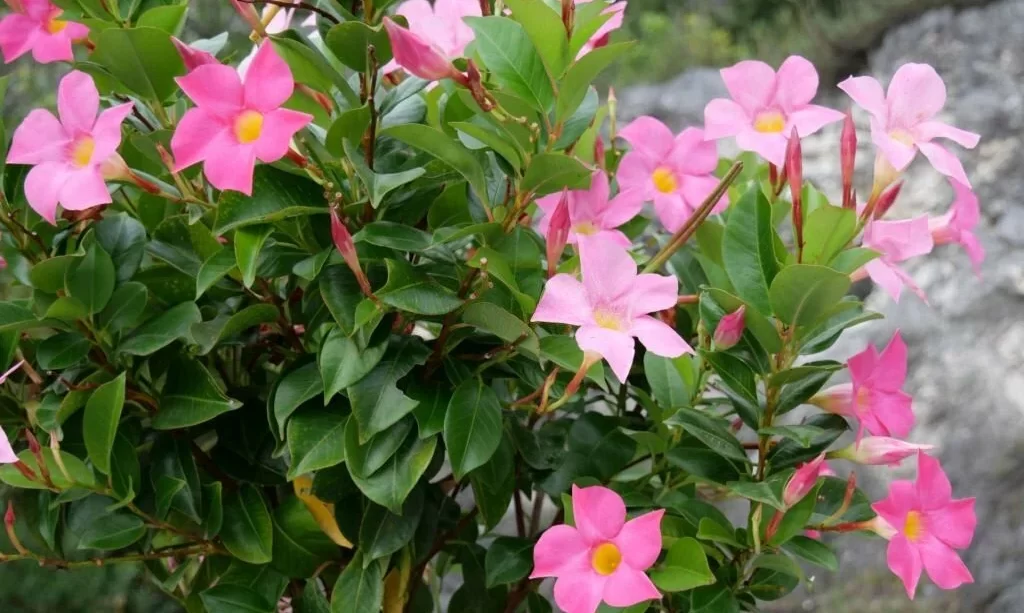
(461, 301), (539, 357)
(31, 255), (81, 293)
(650, 537), (715, 592)
(287, 408), (348, 479)
(319, 327), (387, 403)
(485, 536), (533, 587)
(768, 481), (819, 545)
(234, 225), (274, 289)
(295, 583), (331, 613)
(354, 222), (432, 253)
(83, 372), (126, 475)
(698, 350), (760, 427)
(502, 0), (568, 76)
(331, 552), (385, 613)
(137, 4), (189, 35)
(444, 378), (503, 480)
(797, 302), (881, 354)
(703, 287), (782, 353)
(200, 584), (274, 613)
(191, 304), (279, 355)
(98, 282), (148, 333)
(666, 407), (748, 463)
(343, 141), (426, 209)
(0, 449), (95, 490)
(0, 302), (37, 332)
(469, 435), (515, 531)
(271, 496), (339, 578)
(769, 264), (851, 327)
(36, 332), (90, 370)
(644, 353), (694, 411)
(155, 358), (242, 429)
(726, 480), (785, 509)
(722, 187), (779, 314)
(556, 43), (631, 122)
(323, 21), (392, 72)
(66, 242), (115, 315)
(214, 167), (326, 234)
(783, 535), (839, 570)
(348, 337), (429, 442)
(349, 431), (437, 514)
(92, 27), (185, 101)
(381, 124), (491, 209)
(118, 302), (201, 355)
(539, 335), (605, 387)
(758, 425), (825, 448)
(696, 517), (743, 549)
(521, 153), (591, 197)
(150, 436), (202, 523)
(78, 512), (145, 550)
(408, 381), (448, 439)
(196, 249), (238, 298)
(830, 247), (880, 275)
(326, 105), (371, 156)
(377, 258), (462, 316)
(359, 489), (422, 565)
(690, 584), (740, 613)
(451, 121), (524, 170)
(110, 432), (141, 502)
(273, 361), (324, 435)
(319, 265), (362, 335)
(802, 204), (857, 265)
(466, 16), (554, 112)
(222, 485), (274, 565)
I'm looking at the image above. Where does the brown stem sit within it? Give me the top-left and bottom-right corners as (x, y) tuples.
(365, 46), (380, 171)
(405, 508), (478, 611)
(236, 0), (340, 24)
(0, 542), (221, 568)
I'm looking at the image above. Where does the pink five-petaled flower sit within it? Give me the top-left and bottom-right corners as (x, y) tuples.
(532, 235), (692, 382)
(832, 437), (935, 467)
(575, 0), (626, 58)
(536, 171), (643, 248)
(7, 71), (133, 224)
(617, 118), (726, 232)
(872, 452), (975, 598)
(930, 179), (983, 273)
(704, 55), (844, 166)
(713, 305), (745, 350)
(860, 216), (935, 302)
(839, 63), (980, 187)
(532, 485), (664, 613)
(0, 0), (88, 64)
(172, 42), (313, 195)
(814, 331), (914, 441)
(382, 0), (480, 78)
(783, 453), (826, 507)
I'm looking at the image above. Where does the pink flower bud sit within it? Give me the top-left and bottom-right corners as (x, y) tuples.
(100, 154), (162, 195)
(331, 210), (373, 298)
(841, 110), (857, 210)
(171, 37), (218, 72)
(383, 17), (465, 84)
(713, 305), (745, 350)
(545, 190), (571, 278)
(4, 501), (13, 528)
(873, 181), (903, 219)
(833, 437), (935, 467)
(786, 128), (804, 258)
(783, 453), (826, 507)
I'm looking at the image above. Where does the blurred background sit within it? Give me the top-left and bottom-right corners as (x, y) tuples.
(1, 0), (1018, 611)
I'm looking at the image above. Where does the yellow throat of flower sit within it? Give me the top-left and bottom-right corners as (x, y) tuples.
(234, 110), (264, 144)
(651, 167), (678, 194)
(47, 17), (69, 34)
(593, 309), (624, 332)
(591, 542), (622, 576)
(70, 137), (95, 168)
(754, 110), (786, 134)
(903, 510), (924, 542)
(889, 129), (915, 147)
(573, 220), (599, 236)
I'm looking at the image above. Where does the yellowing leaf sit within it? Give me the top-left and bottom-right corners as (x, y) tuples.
(382, 550), (411, 613)
(292, 475), (353, 548)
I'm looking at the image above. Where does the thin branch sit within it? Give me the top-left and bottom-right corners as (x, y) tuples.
(236, 0), (340, 24)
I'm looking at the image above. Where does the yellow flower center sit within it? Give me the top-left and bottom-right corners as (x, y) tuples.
(593, 309), (624, 332)
(651, 167), (678, 194)
(754, 110), (786, 134)
(573, 221), (599, 236)
(903, 510), (925, 542)
(889, 129), (915, 146)
(69, 136), (95, 168)
(591, 543), (622, 576)
(46, 18), (69, 34)
(234, 110), (264, 144)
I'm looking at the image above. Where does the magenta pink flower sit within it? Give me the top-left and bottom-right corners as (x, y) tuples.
(839, 63), (980, 187)
(713, 305), (745, 350)
(532, 236), (692, 382)
(172, 42), (313, 195)
(6, 71), (132, 224)
(930, 179), (983, 273)
(532, 485), (663, 613)
(859, 217), (934, 302)
(383, 0), (480, 76)
(536, 171), (642, 248)
(814, 332), (914, 441)
(872, 452), (975, 598)
(833, 437), (935, 467)
(575, 0), (626, 58)
(783, 453), (826, 507)
(171, 36), (218, 72)
(617, 118), (726, 232)
(0, 0), (87, 64)
(704, 56), (844, 166)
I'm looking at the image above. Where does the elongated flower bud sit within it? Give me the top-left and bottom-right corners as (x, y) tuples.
(171, 37), (218, 72)
(330, 210), (373, 298)
(831, 437), (935, 467)
(229, 0), (267, 37)
(873, 181), (903, 219)
(383, 18), (467, 85)
(841, 110), (857, 210)
(786, 128), (805, 260)
(713, 306), (745, 350)
(783, 453), (825, 508)
(561, 0), (575, 36)
(100, 153), (161, 195)
(545, 190), (571, 278)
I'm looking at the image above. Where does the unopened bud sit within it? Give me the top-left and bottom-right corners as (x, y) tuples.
(229, 0), (267, 38)
(383, 18), (465, 84)
(561, 0), (575, 36)
(465, 59), (495, 111)
(594, 137), (606, 169)
(873, 181), (903, 220)
(100, 154), (161, 195)
(712, 306), (746, 350)
(171, 37), (218, 72)
(786, 128), (804, 259)
(330, 210), (373, 298)
(4, 501), (13, 528)
(297, 84), (334, 114)
(545, 190), (571, 278)
(841, 110), (857, 210)
(831, 437), (935, 467)
(4, 501), (27, 555)
(783, 453), (825, 508)
(24, 430), (39, 455)
(0, 424), (16, 465)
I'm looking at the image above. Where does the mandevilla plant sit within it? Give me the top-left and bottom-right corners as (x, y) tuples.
(0, 0), (981, 612)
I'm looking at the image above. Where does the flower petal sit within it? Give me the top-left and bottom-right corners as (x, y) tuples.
(571, 484), (627, 544)
(787, 104), (845, 137)
(171, 108), (230, 171)
(24, 162), (71, 224)
(30, 31), (74, 64)
(703, 98), (750, 140)
(918, 141), (972, 188)
(254, 108), (312, 162)
(872, 480), (920, 531)
(652, 192), (689, 233)
(598, 188), (644, 229)
(631, 274), (678, 314)
(612, 510), (664, 570)
(0, 425), (15, 464)
(58, 168), (111, 211)
(870, 121), (918, 171)
(887, 535), (923, 599)
(915, 452), (952, 510)
(887, 63), (946, 129)
(57, 71), (99, 135)
(615, 152), (654, 198)
(681, 173), (728, 214)
(774, 55), (820, 112)
(915, 120), (979, 149)
(735, 129), (788, 166)
(576, 325), (635, 383)
(553, 571), (606, 613)
(838, 75), (888, 121)
(177, 64), (244, 117)
(0, 14), (37, 63)
(578, 235), (637, 308)
(533, 274), (592, 326)
(871, 331), (908, 390)
(203, 138), (256, 195)
(668, 127), (718, 175)
(7, 109), (68, 165)
(864, 259), (907, 302)
(919, 535), (973, 590)
(602, 566), (661, 608)
(618, 116), (674, 161)
(570, 171), (610, 223)
(243, 42), (295, 112)
(867, 389), (915, 439)
(631, 315), (692, 358)
(720, 60), (777, 115)
(91, 102), (134, 162)
(531, 524), (590, 578)
(927, 498), (976, 550)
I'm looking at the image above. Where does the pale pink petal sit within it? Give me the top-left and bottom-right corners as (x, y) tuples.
(887, 535), (923, 599)
(590, 229), (631, 248)
(838, 75), (888, 121)
(396, 0), (436, 25)
(915, 452), (952, 510)
(735, 129), (788, 166)
(918, 142), (971, 188)
(602, 566), (660, 608)
(0, 425), (15, 464)
(531, 525), (590, 578)
(553, 571), (606, 613)
(720, 60), (777, 115)
(631, 315), (692, 358)
(571, 172), (610, 222)
(90, 102), (134, 162)
(7, 109), (68, 165)
(872, 480), (920, 530)
(533, 274), (592, 326)
(203, 138), (256, 195)
(668, 127), (718, 175)
(24, 162), (71, 223)
(57, 71), (99, 135)
(887, 63), (946, 129)
(59, 168), (111, 211)
(618, 116), (674, 161)
(576, 325), (635, 383)
(918, 536), (973, 590)
(598, 188), (644, 229)
(680, 174), (727, 214)
(703, 98), (750, 139)
(253, 108), (312, 162)
(871, 331), (907, 390)
(177, 64), (244, 117)
(864, 217), (934, 262)
(243, 42), (295, 112)
(0, 361), (23, 384)
(927, 498), (976, 550)
(653, 192), (690, 233)
(870, 121), (918, 171)
(864, 259), (907, 301)
(960, 232), (984, 273)
(571, 484), (627, 544)
(0, 14), (36, 63)
(631, 274), (678, 314)
(774, 55), (819, 112)
(63, 22), (89, 41)
(615, 152), (654, 196)
(578, 236), (637, 307)
(171, 108), (231, 170)
(950, 179), (980, 228)
(787, 105), (845, 137)
(915, 120), (979, 149)
(611, 510), (664, 570)
(30, 32), (74, 64)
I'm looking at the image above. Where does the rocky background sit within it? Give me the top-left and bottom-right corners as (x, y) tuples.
(622, 0), (1024, 610)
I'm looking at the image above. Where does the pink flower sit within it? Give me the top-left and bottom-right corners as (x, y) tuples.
(704, 56), (844, 166)
(930, 179), (983, 273)
(532, 236), (693, 382)
(171, 43), (313, 195)
(872, 452), (975, 598)
(536, 171), (642, 248)
(617, 118), (726, 232)
(814, 332), (914, 441)
(237, 2), (316, 77)
(0, 0), (88, 64)
(532, 485), (664, 613)
(783, 453), (826, 507)
(6, 71), (133, 224)
(839, 63), (980, 187)
(171, 36), (218, 72)
(833, 437), (935, 467)
(0, 360), (22, 464)
(576, 0), (626, 58)
(712, 305), (745, 350)
(545, 190), (571, 277)
(860, 217), (934, 302)
(383, 0), (480, 76)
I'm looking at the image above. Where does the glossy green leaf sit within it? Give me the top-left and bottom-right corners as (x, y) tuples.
(666, 406), (748, 463)
(30, 255), (81, 293)
(521, 153), (592, 197)
(444, 378), (503, 480)
(150, 436), (202, 523)
(348, 337), (430, 442)
(214, 167), (326, 234)
(331, 552), (385, 613)
(469, 436), (515, 531)
(783, 535), (839, 570)
(698, 350), (760, 427)
(197, 249), (238, 298)
(98, 282), (149, 333)
(36, 332), (90, 370)
(349, 430), (436, 514)
(78, 512), (146, 550)
(769, 264), (851, 327)
(358, 488), (422, 565)
(503, 0), (568, 76)
(323, 21), (392, 71)
(271, 496), (339, 578)
(287, 407), (347, 479)
(722, 187), (778, 314)
(465, 16), (554, 112)
(222, 485), (274, 565)
(137, 4), (189, 35)
(92, 27), (185, 101)
(556, 43), (631, 122)
(154, 358), (242, 429)
(191, 304), (279, 355)
(274, 361), (325, 435)
(0, 449), (95, 490)
(485, 536), (533, 587)
(200, 584), (274, 613)
(381, 124), (491, 209)
(319, 327), (387, 402)
(83, 372), (126, 475)
(650, 537), (715, 592)
(344, 140), (426, 209)
(234, 225), (274, 289)
(802, 204), (857, 265)
(66, 242), (116, 315)
(118, 301), (201, 355)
